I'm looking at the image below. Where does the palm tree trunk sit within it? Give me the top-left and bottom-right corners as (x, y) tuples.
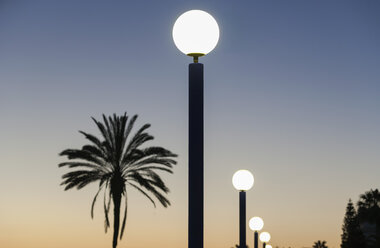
(112, 190), (122, 248)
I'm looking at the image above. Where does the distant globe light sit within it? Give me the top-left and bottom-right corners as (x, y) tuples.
(259, 232), (271, 243)
(266, 245), (272, 248)
(232, 170), (254, 191)
(172, 10), (219, 56)
(249, 216), (264, 231)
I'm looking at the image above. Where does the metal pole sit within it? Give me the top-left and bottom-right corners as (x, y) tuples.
(254, 231), (258, 248)
(263, 242), (266, 248)
(239, 191), (246, 248)
(188, 62), (204, 248)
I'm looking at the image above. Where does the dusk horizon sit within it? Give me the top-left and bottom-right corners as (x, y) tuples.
(1, 1), (379, 248)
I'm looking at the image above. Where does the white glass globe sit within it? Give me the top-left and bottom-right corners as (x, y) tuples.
(266, 245), (272, 248)
(232, 170), (254, 191)
(249, 216), (264, 231)
(259, 232), (271, 242)
(172, 10), (219, 56)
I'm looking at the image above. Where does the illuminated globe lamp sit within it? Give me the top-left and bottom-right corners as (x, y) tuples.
(232, 170), (254, 248)
(173, 9), (219, 248)
(259, 232), (271, 248)
(266, 245), (272, 248)
(249, 217), (264, 248)
(173, 9), (219, 63)
(232, 170), (254, 191)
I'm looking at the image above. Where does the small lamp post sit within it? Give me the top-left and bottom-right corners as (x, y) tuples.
(249, 217), (264, 248)
(259, 232), (271, 248)
(232, 170), (254, 248)
(172, 10), (219, 248)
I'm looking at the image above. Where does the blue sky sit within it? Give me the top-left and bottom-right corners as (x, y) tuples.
(0, 1), (379, 247)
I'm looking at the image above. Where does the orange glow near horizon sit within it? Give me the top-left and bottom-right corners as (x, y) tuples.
(0, 162), (345, 248)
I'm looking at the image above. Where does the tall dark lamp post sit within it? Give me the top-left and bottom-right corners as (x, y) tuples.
(249, 216), (264, 248)
(172, 10), (220, 248)
(232, 170), (254, 248)
(259, 232), (271, 248)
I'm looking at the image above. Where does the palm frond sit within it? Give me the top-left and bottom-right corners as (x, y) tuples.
(122, 146), (177, 167)
(61, 170), (103, 190)
(121, 114), (137, 158)
(91, 117), (114, 160)
(127, 172), (170, 207)
(102, 114), (115, 151)
(59, 149), (107, 168)
(132, 157), (176, 169)
(110, 113), (128, 163)
(135, 166), (173, 174)
(123, 124), (152, 157)
(119, 190), (128, 240)
(142, 147), (177, 157)
(79, 131), (110, 161)
(104, 181), (111, 233)
(82, 145), (108, 161)
(144, 185), (170, 207)
(131, 177), (170, 207)
(91, 181), (106, 219)
(58, 162), (110, 173)
(128, 182), (156, 207)
(142, 170), (169, 191)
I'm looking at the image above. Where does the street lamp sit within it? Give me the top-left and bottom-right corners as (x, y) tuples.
(232, 170), (254, 248)
(259, 232), (271, 248)
(249, 217), (264, 248)
(172, 9), (219, 248)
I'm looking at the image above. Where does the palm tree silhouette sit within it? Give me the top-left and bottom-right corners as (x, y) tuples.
(312, 240), (328, 248)
(58, 113), (177, 248)
(357, 189), (380, 247)
(357, 189), (380, 222)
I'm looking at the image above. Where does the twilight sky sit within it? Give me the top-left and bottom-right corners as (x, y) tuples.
(0, 1), (379, 248)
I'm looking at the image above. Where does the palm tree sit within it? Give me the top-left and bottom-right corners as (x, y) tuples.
(357, 189), (380, 223)
(58, 113), (177, 248)
(357, 189), (380, 247)
(312, 240), (328, 248)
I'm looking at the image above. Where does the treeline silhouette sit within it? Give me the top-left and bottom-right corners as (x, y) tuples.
(231, 189), (380, 248)
(341, 189), (380, 248)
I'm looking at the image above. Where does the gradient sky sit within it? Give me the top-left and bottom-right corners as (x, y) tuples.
(0, 1), (379, 248)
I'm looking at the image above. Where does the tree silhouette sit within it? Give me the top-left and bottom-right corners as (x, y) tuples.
(312, 240), (328, 248)
(59, 113), (177, 248)
(341, 199), (365, 248)
(357, 189), (380, 248)
(357, 189), (380, 223)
